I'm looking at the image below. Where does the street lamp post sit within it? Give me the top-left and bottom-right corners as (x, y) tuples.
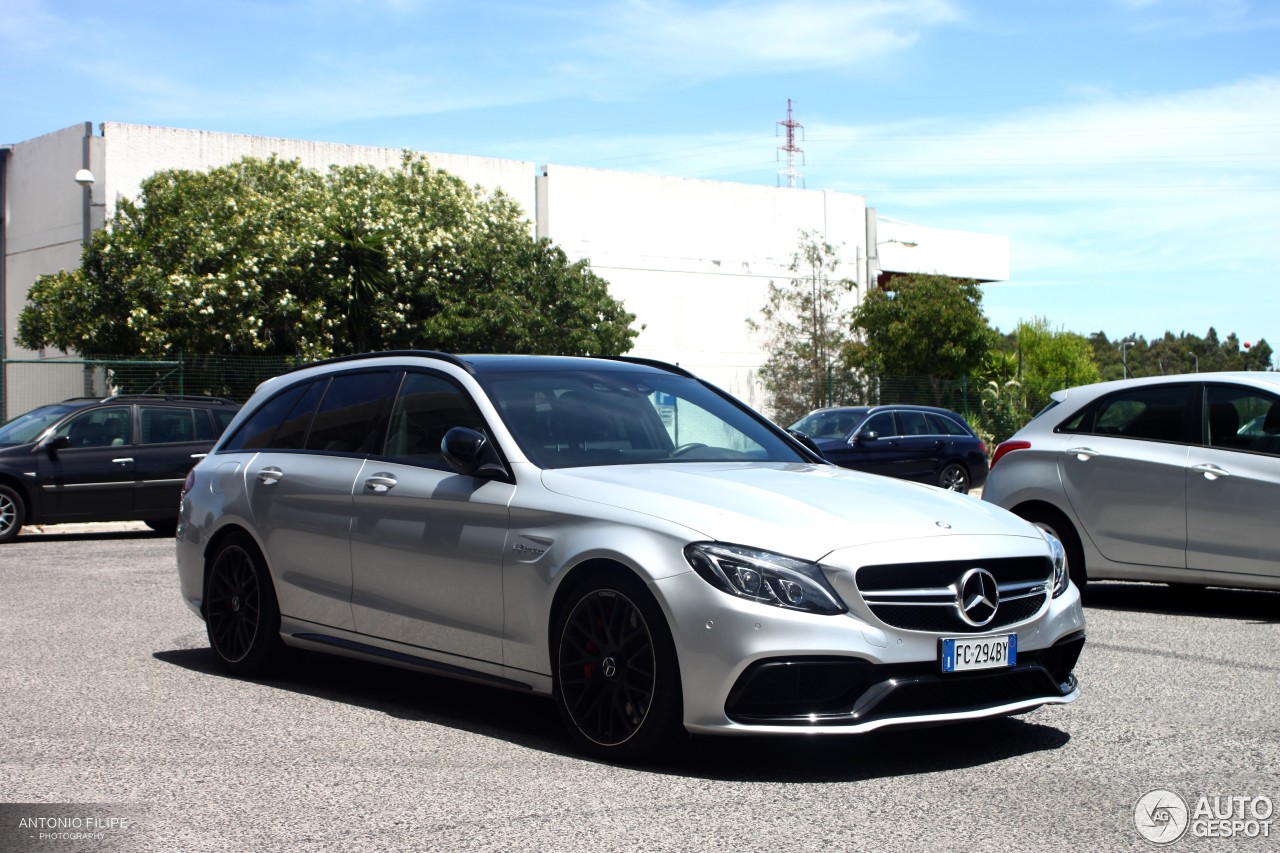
(862, 238), (918, 298)
(73, 168), (107, 246)
(1119, 340), (1136, 379)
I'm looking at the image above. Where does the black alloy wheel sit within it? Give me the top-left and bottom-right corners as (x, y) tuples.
(554, 572), (682, 762)
(0, 485), (25, 543)
(938, 463), (970, 493)
(204, 532), (282, 675)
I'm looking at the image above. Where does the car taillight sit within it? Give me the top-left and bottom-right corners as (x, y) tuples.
(989, 439), (1031, 469)
(181, 468), (196, 501)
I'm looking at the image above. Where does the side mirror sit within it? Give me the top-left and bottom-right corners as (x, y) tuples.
(786, 429), (823, 458)
(40, 434), (71, 456)
(852, 430), (879, 445)
(441, 427), (508, 480)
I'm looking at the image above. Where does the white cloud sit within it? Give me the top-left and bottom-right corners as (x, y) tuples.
(569, 0), (961, 82)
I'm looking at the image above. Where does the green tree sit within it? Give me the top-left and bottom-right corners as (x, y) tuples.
(18, 155), (636, 360)
(845, 274), (990, 405)
(1088, 329), (1274, 379)
(1012, 318), (1100, 409)
(747, 232), (858, 425)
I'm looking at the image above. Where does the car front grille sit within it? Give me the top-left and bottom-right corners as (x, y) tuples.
(855, 556), (1052, 634)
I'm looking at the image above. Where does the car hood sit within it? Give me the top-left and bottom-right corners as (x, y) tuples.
(541, 462), (1036, 562)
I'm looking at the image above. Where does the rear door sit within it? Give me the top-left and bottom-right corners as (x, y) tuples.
(236, 370), (398, 631)
(1057, 383), (1194, 569)
(1185, 383), (1280, 582)
(892, 409), (945, 483)
(132, 405), (210, 516)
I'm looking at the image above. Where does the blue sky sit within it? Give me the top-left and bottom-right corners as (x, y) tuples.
(4, 0), (1278, 353)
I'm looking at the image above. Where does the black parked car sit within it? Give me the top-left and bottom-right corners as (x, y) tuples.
(0, 395), (241, 541)
(789, 405), (989, 493)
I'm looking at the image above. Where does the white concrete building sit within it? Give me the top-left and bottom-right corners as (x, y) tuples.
(0, 121), (1009, 418)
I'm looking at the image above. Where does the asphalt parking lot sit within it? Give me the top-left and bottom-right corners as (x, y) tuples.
(1, 527), (1277, 851)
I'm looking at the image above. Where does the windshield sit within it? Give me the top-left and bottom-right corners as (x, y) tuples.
(0, 404), (78, 447)
(477, 368), (808, 469)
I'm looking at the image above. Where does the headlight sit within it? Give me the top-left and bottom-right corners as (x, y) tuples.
(684, 543), (847, 615)
(1040, 529), (1069, 598)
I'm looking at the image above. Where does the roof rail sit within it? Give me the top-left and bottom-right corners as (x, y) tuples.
(102, 394), (238, 404)
(278, 350), (475, 377)
(601, 355), (694, 378)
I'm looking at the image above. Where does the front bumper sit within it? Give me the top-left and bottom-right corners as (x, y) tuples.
(724, 631), (1082, 728)
(654, 558), (1086, 736)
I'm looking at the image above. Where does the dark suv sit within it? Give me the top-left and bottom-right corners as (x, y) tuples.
(0, 394), (241, 541)
(789, 404), (989, 493)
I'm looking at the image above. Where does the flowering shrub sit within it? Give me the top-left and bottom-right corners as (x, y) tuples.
(19, 154), (636, 359)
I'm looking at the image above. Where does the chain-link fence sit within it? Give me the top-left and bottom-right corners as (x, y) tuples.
(1, 354), (298, 420)
(778, 371), (1053, 447)
(2, 355), (1055, 446)
(821, 373), (1053, 446)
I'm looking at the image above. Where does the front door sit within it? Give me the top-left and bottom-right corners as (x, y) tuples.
(348, 371), (511, 662)
(36, 405), (136, 521)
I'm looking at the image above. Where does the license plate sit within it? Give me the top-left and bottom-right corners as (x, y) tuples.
(941, 634), (1017, 672)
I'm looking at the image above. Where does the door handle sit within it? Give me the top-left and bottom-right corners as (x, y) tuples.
(256, 467), (284, 485)
(364, 473), (397, 493)
(111, 457), (134, 465)
(190, 453), (208, 460)
(1191, 463), (1230, 481)
(1066, 447), (1099, 461)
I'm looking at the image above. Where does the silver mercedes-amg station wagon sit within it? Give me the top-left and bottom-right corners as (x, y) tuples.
(176, 352), (1085, 761)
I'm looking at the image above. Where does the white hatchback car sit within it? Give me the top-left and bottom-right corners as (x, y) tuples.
(984, 372), (1280, 592)
(177, 352), (1085, 761)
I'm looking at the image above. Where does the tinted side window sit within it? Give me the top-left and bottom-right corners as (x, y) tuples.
(211, 409), (237, 436)
(223, 384), (310, 451)
(55, 406), (132, 448)
(384, 372), (486, 468)
(862, 412), (896, 437)
(930, 413), (970, 437)
(1061, 385), (1193, 443)
(140, 407), (196, 444)
(898, 410), (932, 436)
(271, 380), (327, 450)
(1205, 384), (1280, 455)
(195, 411), (218, 442)
(305, 371), (396, 454)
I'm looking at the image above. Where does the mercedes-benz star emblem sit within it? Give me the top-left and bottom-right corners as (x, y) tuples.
(601, 656), (618, 679)
(956, 568), (999, 626)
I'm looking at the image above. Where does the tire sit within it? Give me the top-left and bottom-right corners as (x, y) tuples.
(204, 532), (283, 676)
(0, 485), (25, 543)
(938, 463), (970, 493)
(1017, 505), (1087, 590)
(553, 570), (684, 763)
(145, 518), (178, 537)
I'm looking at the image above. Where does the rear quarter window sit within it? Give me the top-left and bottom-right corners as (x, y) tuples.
(222, 383), (311, 451)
